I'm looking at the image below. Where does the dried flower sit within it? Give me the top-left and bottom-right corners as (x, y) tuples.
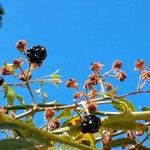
(86, 102), (97, 113)
(115, 71), (126, 81)
(89, 73), (101, 85)
(1, 65), (14, 75)
(140, 70), (150, 81)
(66, 78), (77, 88)
(104, 82), (113, 91)
(102, 130), (112, 149)
(84, 79), (93, 90)
(44, 108), (55, 121)
(16, 40), (26, 52)
(13, 58), (23, 68)
(73, 92), (82, 99)
(112, 60), (122, 71)
(90, 62), (103, 72)
(134, 59), (145, 70)
(47, 118), (60, 131)
(19, 70), (31, 81)
(87, 89), (97, 99)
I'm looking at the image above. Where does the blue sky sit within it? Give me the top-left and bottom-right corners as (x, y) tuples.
(0, 0), (150, 148)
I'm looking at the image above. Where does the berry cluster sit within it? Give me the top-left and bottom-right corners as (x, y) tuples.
(0, 77), (4, 86)
(81, 115), (101, 134)
(27, 45), (47, 65)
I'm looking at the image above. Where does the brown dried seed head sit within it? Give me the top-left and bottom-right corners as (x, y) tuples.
(86, 102), (97, 113)
(90, 62), (103, 72)
(66, 78), (77, 88)
(112, 60), (122, 71)
(47, 118), (60, 131)
(104, 82), (113, 91)
(140, 70), (150, 81)
(1, 65), (13, 75)
(73, 92), (82, 99)
(84, 79), (93, 89)
(115, 71), (126, 81)
(89, 73), (101, 85)
(16, 40), (26, 52)
(134, 59), (145, 70)
(44, 108), (55, 121)
(87, 89), (97, 99)
(13, 58), (23, 68)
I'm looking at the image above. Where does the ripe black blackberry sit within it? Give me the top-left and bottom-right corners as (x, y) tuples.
(0, 77), (4, 86)
(27, 45), (47, 65)
(81, 114), (101, 134)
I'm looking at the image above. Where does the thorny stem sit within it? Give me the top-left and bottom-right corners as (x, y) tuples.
(4, 89), (150, 111)
(7, 78), (61, 87)
(102, 69), (113, 77)
(18, 66), (37, 105)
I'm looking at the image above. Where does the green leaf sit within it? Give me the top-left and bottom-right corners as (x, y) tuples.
(50, 69), (60, 79)
(15, 94), (24, 105)
(0, 138), (42, 150)
(6, 87), (15, 105)
(104, 138), (136, 148)
(112, 98), (135, 112)
(53, 143), (81, 150)
(2, 83), (8, 99)
(74, 133), (96, 147)
(103, 88), (117, 99)
(0, 114), (95, 150)
(141, 107), (150, 111)
(102, 115), (147, 131)
(56, 108), (72, 120)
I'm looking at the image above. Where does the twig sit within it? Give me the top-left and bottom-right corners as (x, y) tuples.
(18, 66), (37, 105)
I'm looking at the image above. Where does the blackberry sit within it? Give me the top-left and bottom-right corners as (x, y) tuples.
(27, 45), (47, 65)
(81, 115), (101, 134)
(0, 77), (4, 86)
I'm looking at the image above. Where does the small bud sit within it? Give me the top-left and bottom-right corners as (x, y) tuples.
(13, 58), (23, 68)
(104, 82), (113, 91)
(115, 71), (126, 81)
(112, 60), (122, 71)
(16, 40), (26, 52)
(66, 78), (77, 88)
(140, 70), (150, 81)
(134, 59), (145, 70)
(90, 62), (103, 72)
(73, 92), (82, 99)
(44, 108), (55, 121)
